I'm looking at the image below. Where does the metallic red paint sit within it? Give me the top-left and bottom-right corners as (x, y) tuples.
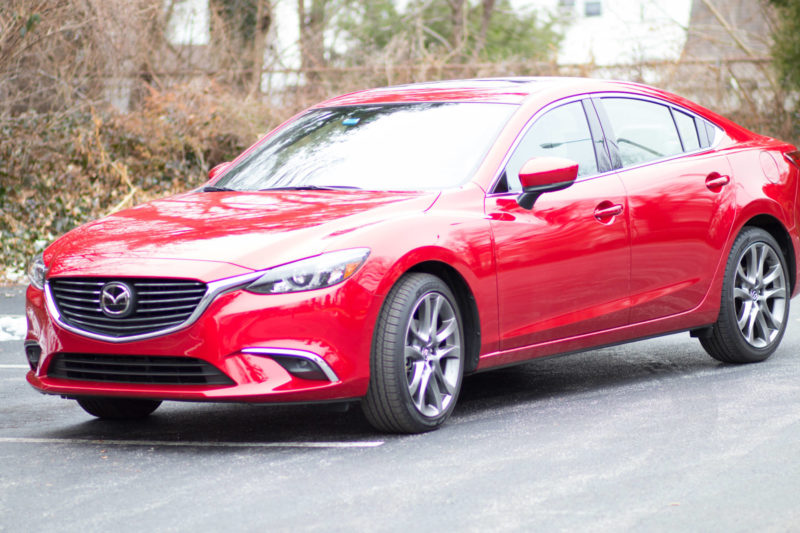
(518, 157), (579, 189)
(487, 174), (630, 349)
(24, 78), (800, 416)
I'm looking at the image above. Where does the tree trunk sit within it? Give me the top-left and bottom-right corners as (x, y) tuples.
(475, 0), (496, 58)
(447, 0), (468, 57)
(298, 0), (327, 80)
(250, 0), (271, 96)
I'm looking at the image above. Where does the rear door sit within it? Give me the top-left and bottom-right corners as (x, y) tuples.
(595, 96), (736, 323)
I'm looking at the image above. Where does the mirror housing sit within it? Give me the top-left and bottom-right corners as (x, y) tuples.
(516, 157), (579, 210)
(208, 161), (232, 181)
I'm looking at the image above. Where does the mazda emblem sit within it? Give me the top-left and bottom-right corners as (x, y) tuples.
(100, 282), (135, 318)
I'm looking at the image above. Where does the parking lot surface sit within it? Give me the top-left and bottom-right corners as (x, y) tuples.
(2, 285), (799, 532)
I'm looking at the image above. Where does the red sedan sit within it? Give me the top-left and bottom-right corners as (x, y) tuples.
(24, 78), (800, 433)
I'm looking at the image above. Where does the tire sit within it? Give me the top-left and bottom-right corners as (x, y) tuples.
(363, 273), (465, 433)
(76, 397), (162, 420)
(701, 227), (790, 363)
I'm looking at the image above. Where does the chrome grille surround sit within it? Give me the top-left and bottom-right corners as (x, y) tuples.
(45, 272), (262, 343)
(50, 278), (206, 338)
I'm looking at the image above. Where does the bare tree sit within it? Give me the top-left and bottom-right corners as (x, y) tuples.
(0, 0), (162, 115)
(298, 0), (328, 78)
(447, 0), (468, 56)
(250, 0), (272, 95)
(474, 0), (497, 59)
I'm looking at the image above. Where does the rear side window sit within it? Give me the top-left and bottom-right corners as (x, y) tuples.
(673, 110), (701, 152)
(602, 98), (683, 167)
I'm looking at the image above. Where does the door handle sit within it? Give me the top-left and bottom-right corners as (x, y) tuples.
(594, 203), (624, 221)
(705, 173), (730, 190)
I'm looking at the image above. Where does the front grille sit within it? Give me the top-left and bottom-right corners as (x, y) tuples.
(48, 353), (234, 385)
(50, 278), (207, 338)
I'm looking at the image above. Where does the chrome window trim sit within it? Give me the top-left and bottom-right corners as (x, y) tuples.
(44, 271), (263, 343)
(486, 91), (725, 196)
(241, 347), (340, 382)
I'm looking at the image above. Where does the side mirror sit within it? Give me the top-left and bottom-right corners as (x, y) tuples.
(208, 161), (232, 181)
(517, 157), (579, 210)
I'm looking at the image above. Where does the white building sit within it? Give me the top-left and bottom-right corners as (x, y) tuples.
(522, 0), (693, 65)
(165, 0), (210, 46)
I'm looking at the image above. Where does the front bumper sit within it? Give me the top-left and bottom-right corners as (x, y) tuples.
(25, 276), (380, 403)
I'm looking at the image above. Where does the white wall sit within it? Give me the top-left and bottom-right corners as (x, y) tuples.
(523, 0), (692, 65)
(165, 0), (210, 46)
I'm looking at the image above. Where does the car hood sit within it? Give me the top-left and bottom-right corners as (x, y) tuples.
(46, 190), (439, 280)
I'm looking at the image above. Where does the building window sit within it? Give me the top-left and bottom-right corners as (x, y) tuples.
(585, 1), (602, 17)
(558, 0), (576, 10)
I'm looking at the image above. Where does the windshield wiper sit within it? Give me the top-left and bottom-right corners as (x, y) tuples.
(259, 185), (362, 191)
(201, 185), (237, 192)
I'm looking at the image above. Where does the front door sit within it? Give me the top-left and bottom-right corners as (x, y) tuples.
(487, 100), (631, 351)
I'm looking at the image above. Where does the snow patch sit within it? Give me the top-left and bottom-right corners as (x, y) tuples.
(0, 316), (26, 342)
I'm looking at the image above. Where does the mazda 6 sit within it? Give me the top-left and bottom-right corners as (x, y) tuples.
(24, 77), (800, 433)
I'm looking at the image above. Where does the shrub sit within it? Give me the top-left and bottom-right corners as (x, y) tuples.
(0, 83), (278, 282)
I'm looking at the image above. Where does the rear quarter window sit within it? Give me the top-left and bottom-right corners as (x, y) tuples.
(672, 109), (701, 152)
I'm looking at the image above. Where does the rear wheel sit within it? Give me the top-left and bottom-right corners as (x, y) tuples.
(701, 227), (790, 363)
(76, 397), (162, 420)
(363, 273), (464, 433)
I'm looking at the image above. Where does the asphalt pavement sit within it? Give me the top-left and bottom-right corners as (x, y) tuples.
(1, 285), (799, 532)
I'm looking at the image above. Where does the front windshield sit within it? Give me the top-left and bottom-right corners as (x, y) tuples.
(215, 102), (516, 191)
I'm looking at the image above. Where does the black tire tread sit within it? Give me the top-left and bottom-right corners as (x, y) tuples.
(76, 397), (162, 420)
(362, 273), (462, 433)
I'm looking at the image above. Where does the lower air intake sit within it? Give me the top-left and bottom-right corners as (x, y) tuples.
(47, 353), (234, 386)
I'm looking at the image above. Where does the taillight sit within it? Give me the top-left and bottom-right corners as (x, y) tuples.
(785, 150), (800, 169)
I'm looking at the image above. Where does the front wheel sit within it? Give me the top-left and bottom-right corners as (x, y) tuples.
(363, 273), (465, 433)
(701, 227), (790, 363)
(76, 397), (162, 420)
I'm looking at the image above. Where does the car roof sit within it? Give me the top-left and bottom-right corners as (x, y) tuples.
(314, 76), (754, 142)
(315, 77), (667, 107)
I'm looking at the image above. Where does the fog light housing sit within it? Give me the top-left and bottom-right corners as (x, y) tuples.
(271, 355), (328, 381)
(241, 347), (339, 382)
(24, 342), (42, 371)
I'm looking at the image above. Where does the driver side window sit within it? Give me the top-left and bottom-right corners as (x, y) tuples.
(503, 102), (599, 192)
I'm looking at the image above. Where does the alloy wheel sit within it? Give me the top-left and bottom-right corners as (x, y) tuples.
(733, 241), (787, 348)
(404, 291), (462, 418)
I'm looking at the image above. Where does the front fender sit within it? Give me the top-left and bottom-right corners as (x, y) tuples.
(344, 186), (501, 353)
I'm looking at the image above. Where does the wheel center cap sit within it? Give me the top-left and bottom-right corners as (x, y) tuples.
(751, 289), (759, 301)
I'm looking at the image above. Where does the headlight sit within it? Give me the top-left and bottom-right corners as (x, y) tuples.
(27, 252), (47, 290)
(247, 248), (370, 294)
